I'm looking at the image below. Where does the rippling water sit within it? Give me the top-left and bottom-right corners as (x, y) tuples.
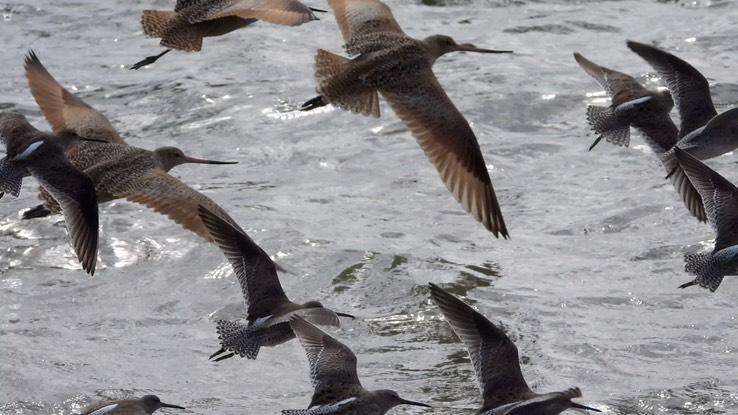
(1, 0), (737, 414)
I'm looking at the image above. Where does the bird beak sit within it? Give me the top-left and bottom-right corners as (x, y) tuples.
(183, 155), (238, 165)
(458, 44), (513, 54)
(336, 312), (356, 319)
(571, 402), (601, 412)
(161, 403), (186, 410)
(399, 399), (432, 408)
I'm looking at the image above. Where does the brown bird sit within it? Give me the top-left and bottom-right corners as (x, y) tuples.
(0, 112), (99, 275)
(300, 0), (512, 238)
(20, 51), (240, 243)
(199, 205), (354, 362)
(80, 395), (184, 415)
(131, 0), (323, 69)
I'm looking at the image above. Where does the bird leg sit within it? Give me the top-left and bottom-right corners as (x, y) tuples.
(130, 49), (172, 70)
(300, 95), (328, 111)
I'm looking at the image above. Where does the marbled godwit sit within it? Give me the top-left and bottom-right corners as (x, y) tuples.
(299, 0), (512, 238)
(573, 51), (706, 222)
(674, 148), (738, 292)
(81, 395), (184, 415)
(282, 316), (431, 415)
(429, 283), (601, 415)
(20, 52), (240, 244)
(198, 206), (354, 361)
(131, 0), (323, 69)
(627, 41), (738, 217)
(0, 113), (99, 275)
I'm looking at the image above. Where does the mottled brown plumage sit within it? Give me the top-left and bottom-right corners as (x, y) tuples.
(131, 0), (320, 69)
(302, 0), (512, 238)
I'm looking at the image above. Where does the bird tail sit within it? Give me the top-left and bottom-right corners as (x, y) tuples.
(215, 320), (261, 359)
(141, 10), (178, 38)
(314, 49), (380, 117)
(0, 157), (25, 198)
(684, 252), (724, 292)
(585, 106), (630, 150)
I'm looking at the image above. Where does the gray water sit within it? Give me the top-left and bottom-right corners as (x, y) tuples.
(1, 0), (737, 414)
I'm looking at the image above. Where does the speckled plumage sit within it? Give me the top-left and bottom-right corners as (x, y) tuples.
(132, 0), (319, 68)
(282, 316), (431, 415)
(429, 283), (600, 415)
(198, 206), (353, 362)
(307, 0), (512, 238)
(675, 148), (738, 292)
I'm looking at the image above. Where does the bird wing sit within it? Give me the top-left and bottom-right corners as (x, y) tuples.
(204, 0), (318, 26)
(626, 40), (717, 138)
(289, 316), (362, 407)
(380, 69), (508, 238)
(327, 0), (405, 44)
(674, 148), (738, 251)
(26, 145), (99, 276)
(24, 51), (125, 144)
(197, 205), (290, 319)
(429, 283), (534, 411)
(573, 52), (642, 99)
(95, 168), (239, 243)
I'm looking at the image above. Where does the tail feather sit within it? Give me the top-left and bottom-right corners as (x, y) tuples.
(215, 320), (260, 359)
(586, 106), (630, 148)
(141, 10), (179, 38)
(684, 252), (724, 292)
(0, 157), (25, 197)
(315, 49), (379, 117)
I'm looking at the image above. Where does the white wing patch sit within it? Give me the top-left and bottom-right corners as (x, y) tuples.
(16, 141), (44, 160)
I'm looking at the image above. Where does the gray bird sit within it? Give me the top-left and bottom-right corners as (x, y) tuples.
(282, 315), (432, 415)
(573, 52), (677, 153)
(428, 283), (601, 415)
(0, 112), (99, 275)
(627, 40), (738, 220)
(198, 205), (354, 362)
(675, 148), (738, 292)
(80, 395), (184, 415)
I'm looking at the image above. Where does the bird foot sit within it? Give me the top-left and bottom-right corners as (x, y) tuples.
(300, 95), (328, 112)
(130, 49), (171, 70)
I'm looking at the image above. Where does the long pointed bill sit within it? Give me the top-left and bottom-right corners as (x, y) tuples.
(399, 399), (432, 408)
(336, 312), (356, 319)
(183, 156), (238, 165)
(572, 402), (601, 412)
(458, 44), (513, 54)
(161, 402), (186, 410)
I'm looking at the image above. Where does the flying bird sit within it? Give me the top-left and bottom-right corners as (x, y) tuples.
(429, 283), (601, 415)
(299, 0), (512, 238)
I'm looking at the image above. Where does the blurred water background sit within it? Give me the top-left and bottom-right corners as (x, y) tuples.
(1, 0), (737, 414)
